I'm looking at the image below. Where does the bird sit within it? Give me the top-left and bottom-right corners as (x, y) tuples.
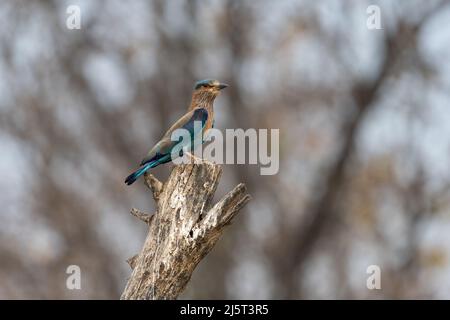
(124, 79), (228, 185)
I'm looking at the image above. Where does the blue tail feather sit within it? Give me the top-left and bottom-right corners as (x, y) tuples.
(125, 161), (157, 185)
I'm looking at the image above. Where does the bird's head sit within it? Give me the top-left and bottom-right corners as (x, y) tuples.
(194, 79), (228, 96)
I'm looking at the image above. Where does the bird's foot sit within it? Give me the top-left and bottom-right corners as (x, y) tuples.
(185, 152), (203, 164)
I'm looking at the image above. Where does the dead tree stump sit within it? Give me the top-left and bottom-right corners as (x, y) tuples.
(121, 160), (251, 299)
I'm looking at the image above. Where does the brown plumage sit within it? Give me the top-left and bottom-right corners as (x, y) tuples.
(125, 79), (228, 185)
(189, 79), (227, 132)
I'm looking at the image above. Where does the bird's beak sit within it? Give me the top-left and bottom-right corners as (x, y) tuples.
(217, 83), (228, 90)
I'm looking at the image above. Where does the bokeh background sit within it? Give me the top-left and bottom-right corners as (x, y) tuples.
(1, 0), (450, 299)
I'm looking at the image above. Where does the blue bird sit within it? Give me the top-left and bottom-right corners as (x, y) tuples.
(125, 79), (228, 185)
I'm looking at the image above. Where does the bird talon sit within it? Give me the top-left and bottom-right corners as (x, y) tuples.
(186, 152), (202, 164)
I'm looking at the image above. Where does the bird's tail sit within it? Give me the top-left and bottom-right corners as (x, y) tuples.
(124, 161), (157, 185)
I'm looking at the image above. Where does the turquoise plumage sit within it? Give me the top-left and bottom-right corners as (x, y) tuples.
(125, 79), (227, 185)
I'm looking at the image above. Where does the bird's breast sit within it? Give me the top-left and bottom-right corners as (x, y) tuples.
(203, 109), (214, 133)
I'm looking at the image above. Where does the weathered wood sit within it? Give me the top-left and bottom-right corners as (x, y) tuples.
(130, 208), (154, 225)
(144, 173), (163, 201)
(126, 254), (139, 270)
(121, 160), (251, 300)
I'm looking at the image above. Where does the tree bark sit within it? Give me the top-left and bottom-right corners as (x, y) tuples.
(121, 160), (251, 300)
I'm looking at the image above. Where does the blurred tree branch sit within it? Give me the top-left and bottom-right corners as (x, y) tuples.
(283, 2), (448, 298)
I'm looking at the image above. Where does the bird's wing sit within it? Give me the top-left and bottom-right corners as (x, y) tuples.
(140, 108), (208, 166)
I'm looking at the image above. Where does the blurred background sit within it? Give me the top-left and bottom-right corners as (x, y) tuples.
(1, 0), (450, 299)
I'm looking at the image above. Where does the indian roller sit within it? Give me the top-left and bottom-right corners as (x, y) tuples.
(124, 79), (228, 185)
